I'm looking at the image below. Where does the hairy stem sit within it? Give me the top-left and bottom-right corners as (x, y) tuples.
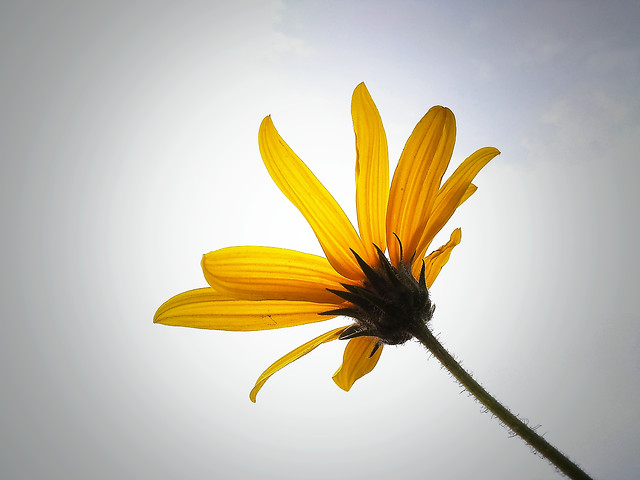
(410, 322), (593, 480)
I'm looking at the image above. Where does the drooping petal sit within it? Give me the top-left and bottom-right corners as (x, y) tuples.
(332, 336), (383, 391)
(154, 288), (337, 331)
(414, 228), (462, 286)
(249, 326), (346, 402)
(259, 116), (365, 280)
(202, 246), (347, 304)
(386, 106), (456, 266)
(416, 146), (500, 258)
(352, 82), (389, 258)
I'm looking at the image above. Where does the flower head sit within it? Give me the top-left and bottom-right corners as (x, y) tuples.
(154, 83), (499, 402)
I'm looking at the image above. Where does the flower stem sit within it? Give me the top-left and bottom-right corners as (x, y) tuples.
(410, 322), (593, 480)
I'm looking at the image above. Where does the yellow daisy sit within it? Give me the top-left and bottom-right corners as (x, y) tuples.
(154, 82), (500, 402)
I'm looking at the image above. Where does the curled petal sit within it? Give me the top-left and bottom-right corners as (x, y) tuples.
(415, 228), (462, 286)
(409, 185), (474, 279)
(259, 116), (365, 280)
(202, 246), (346, 304)
(387, 107), (456, 266)
(332, 336), (383, 391)
(154, 288), (337, 331)
(416, 146), (500, 258)
(352, 82), (389, 259)
(250, 326), (346, 402)
(460, 183), (477, 205)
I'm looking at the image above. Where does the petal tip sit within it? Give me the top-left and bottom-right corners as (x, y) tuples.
(485, 146), (501, 156)
(451, 227), (462, 244)
(332, 374), (352, 392)
(260, 115), (273, 130)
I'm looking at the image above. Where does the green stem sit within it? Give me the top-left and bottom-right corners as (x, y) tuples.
(410, 322), (593, 480)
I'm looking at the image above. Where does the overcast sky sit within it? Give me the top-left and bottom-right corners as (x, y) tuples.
(1, 1), (639, 479)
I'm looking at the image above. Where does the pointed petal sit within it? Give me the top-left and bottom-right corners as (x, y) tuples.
(202, 246), (346, 304)
(460, 183), (477, 205)
(249, 326), (346, 402)
(386, 106), (456, 266)
(409, 185), (473, 279)
(154, 288), (337, 331)
(332, 336), (383, 391)
(352, 83), (389, 257)
(414, 228), (462, 287)
(416, 147), (499, 258)
(259, 116), (365, 280)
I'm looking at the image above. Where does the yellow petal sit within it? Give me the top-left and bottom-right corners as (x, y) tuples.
(386, 106), (456, 266)
(416, 146), (499, 257)
(460, 183), (477, 205)
(259, 116), (365, 280)
(332, 336), (383, 392)
(154, 288), (337, 331)
(352, 82), (389, 258)
(415, 228), (462, 286)
(202, 246), (347, 304)
(409, 186), (472, 279)
(250, 326), (346, 402)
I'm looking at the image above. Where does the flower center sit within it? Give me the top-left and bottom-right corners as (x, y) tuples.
(321, 241), (435, 347)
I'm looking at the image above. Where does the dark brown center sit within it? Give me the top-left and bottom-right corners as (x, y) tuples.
(320, 241), (435, 347)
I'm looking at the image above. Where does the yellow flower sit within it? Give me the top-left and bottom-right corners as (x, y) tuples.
(154, 83), (499, 402)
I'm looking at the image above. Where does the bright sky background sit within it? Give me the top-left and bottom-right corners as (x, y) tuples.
(1, 1), (639, 479)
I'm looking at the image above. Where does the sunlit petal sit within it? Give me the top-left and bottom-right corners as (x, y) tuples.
(386, 106), (456, 265)
(154, 288), (337, 331)
(460, 183), (477, 205)
(409, 186), (472, 279)
(416, 146), (499, 257)
(250, 326), (346, 402)
(202, 246), (347, 304)
(352, 82), (389, 258)
(414, 228), (462, 286)
(332, 336), (383, 391)
(259, 116), (365, 280)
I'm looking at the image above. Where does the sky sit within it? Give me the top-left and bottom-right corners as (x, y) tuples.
(1, 1), (639, 479)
